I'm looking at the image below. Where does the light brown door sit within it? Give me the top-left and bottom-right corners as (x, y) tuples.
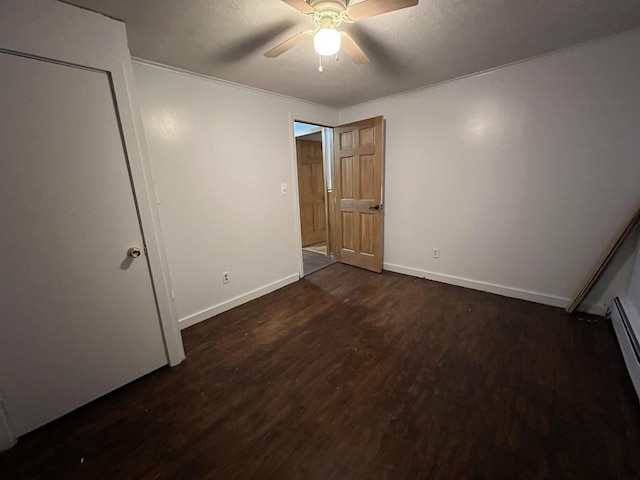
(332, 116), (384, 272)
(297, 139), (327, 247)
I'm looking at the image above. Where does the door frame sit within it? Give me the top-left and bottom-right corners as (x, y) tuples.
(0, 0), (185, 366)
(289, 115), (335, 278)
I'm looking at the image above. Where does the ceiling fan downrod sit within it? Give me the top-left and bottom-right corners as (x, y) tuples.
(307, 0), (353, 27)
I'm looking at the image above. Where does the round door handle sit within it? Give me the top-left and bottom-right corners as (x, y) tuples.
(369, 204), (381, 211)
(127, 246), (142, 258)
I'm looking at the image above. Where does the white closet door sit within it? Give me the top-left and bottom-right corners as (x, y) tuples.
(0, 52), (168, 436)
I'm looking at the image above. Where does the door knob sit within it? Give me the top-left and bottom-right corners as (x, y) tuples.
(369, 204), (381, 211)
(127, 246), (142, 258)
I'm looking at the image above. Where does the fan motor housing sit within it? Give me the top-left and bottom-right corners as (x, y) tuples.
(309, 0), (347, 15)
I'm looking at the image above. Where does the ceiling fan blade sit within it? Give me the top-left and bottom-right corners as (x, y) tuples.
(264, 31), (312, 58)
(215, 20), (297, 63)
(341, 33), (369, 64)
(280, 0), (315, 14)
(346, 0), (419, 21)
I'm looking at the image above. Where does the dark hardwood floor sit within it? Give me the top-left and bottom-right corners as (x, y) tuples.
(1, 263), (639, 479)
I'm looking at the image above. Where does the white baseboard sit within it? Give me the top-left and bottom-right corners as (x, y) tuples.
(178, 274), (300, 330)
(0, 397), (17, 452)
(383, 262), (606, 314)
(611, 297), (640, 402)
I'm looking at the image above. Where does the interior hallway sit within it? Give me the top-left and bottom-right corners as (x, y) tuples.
(302, 241), (335, 276)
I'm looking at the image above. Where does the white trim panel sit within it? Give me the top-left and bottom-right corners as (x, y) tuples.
(179, 274), (300, 330)
(117, 60), (185, 366)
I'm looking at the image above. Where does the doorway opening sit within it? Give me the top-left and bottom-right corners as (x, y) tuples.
(294, 121), (336, 276)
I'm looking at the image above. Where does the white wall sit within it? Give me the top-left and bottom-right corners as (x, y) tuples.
(133, 63), (337, 328)
(135, 30), (640, 322)
(582, 224), (640, 312)
(339, 30), (640, 313)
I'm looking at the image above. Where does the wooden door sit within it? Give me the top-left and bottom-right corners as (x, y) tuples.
(332, 117), (385, 272)
(297, 139), (327, 246)
(0, 52), (167, 436)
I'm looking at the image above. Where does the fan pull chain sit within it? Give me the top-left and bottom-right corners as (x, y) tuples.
(318, 55), (323, 72)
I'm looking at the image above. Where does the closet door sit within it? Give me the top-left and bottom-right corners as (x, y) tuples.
(0, 52), (167, 436)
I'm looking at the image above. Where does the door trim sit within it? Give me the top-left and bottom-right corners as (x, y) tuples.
(289, 114), (336, 279)
(0, 0), (185, 366)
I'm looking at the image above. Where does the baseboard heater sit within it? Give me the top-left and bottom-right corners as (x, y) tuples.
(611, 297), (640, 401)
(0, 395), (17, 452)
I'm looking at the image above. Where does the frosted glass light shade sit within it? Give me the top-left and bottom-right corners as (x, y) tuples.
(313, 27), (341, 56)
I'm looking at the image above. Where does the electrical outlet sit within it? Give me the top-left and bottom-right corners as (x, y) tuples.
(432, 248), (440, 259)
(281, 182), (288, 195)
(222, 271), (230, 284)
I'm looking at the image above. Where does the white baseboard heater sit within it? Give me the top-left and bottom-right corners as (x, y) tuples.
(0, 395), (17, 452)
(611, 297), (640, 401)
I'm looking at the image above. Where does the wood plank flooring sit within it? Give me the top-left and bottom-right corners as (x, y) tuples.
(1, 263), (639, 479)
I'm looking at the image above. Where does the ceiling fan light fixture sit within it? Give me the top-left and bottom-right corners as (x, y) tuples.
(313, 27), (341, 56)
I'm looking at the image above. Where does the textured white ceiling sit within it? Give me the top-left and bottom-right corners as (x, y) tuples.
(63, 0), (640, 108)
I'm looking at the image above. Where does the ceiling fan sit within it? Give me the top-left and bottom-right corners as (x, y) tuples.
(265, 0), (419, 67)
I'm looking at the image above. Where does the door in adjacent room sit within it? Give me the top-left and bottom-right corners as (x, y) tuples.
(0, 52), (168, 436)
(297, 137), (327, 247)
(332, 116), (385, 273)
(294, 123), (336, 276)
